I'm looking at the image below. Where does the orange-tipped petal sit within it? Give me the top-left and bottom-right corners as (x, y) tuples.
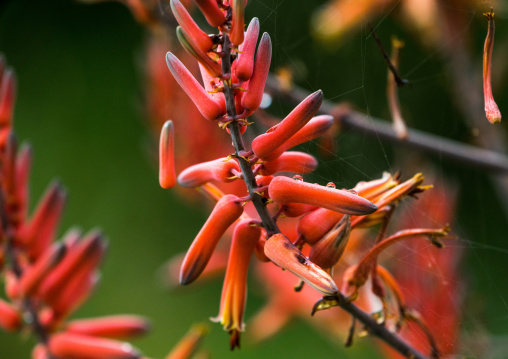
(180, 195), (244, 285)
(269, 176), (377, 215)
(166, 52), (224, 121)
(159, 120), (177, 189)
(48, 332), (141, 359)
(241, 33), (272, 114)
(236, 17), (260, 81)
(165, 324), (208, 359)
(259, 151), (318, 176)
(230, 0), (245, 46)
(65, 315), (150, 340)
(0, 298), (21, 332)
(171, 0), (213, 53)
(19, 242), (66, 297)
(264, 233), (338, 295)
(176, 26), (222, 78)
(309, 214), (351, 269)
(194, 0), (226, 27)
(251, 92), (323, 161)
(177, 157), (240, 187)
(22, 180), (67, 260)
(212, 219), (261, 347)
(483, 10), (501, 124)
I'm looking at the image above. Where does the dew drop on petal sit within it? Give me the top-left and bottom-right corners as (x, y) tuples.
(326, 182), (336, 189)
(347, 189), (358, 195)
(292, 175), (303, 181)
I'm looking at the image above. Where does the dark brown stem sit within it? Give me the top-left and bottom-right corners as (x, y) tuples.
(264, 76), (508, 174)
(221, 35), (280, 237)
(221, 31), (430, 359)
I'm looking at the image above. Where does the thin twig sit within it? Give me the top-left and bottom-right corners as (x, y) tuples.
(264, 76), (508, 174)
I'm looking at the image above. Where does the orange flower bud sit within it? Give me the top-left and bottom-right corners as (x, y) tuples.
(269, 176), (377, 215)
(165, 324), (208, 359)
(32, 344), (49, 359)
(0, 298), (21, 332)
(177, 157), (240, 187)
(264, 233), (338, 295)
(166, 52), (224, 121)
(230, 0), (245, 46)
(180, 195), (244, 285)
(15, 143), (32, 223)
(21, 180), (67, 261)
(235, 17), (260, 81)
(241, 33), (272, 114)
(194, 0), (226, 27)
(65, 315), (150, 339)
(258, 151), (318, 176)
(48, 332), (141, 359)
(281, 202), (318, 218)
(251, 91), (323, 161)
(309, 214), (351, 269)
(170, 0), (213, 53)
(19, 242), (66, 297)
(198, 63), (226, 113)
(159, 120), (177, 189)
(212, 219), (261, 349)
(176, 26), (222, 78)
(483, 10), (501, 124)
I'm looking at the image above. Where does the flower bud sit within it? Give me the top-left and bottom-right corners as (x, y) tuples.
(180, 195), (244, 285)
(269, 176), (377, 215)
(0, 68), (16, 130)
(48, 332), (141, 359)
(264, 233), (338, 295)
(159, 120), (177, 189)
(241, 33), (272, 114)
(258, 151), (318, 176)
(483, 10), (501, 124)
(176, 26), (222, 78)
(166, 52), (224, 121)
(177, 157), (240, 188)
(281, 202), (318, 218)
(194, 0), (226, 27)
(230, 0), (245, 46)
(165, 324), (208, 359)
(65, 315), (150, 339)
(170, 0), (213, 53)
(251, 92), (324, 161)
(309, 215), (351, 269)
(236, 17), (260, 81)
(0, 298), (21, 332)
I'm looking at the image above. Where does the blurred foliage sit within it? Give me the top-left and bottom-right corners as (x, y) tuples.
(0, 0), (507, 358)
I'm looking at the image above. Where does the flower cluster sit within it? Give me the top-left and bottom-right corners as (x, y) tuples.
(0, 58), (154, 359)
(158, 1), (455, 357)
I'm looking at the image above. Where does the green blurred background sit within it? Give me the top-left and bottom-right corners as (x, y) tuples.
(0, 0), (507, 358)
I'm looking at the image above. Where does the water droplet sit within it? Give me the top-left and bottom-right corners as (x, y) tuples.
(326, 182), (336, 189)
(347, 189), (358, 195)
(292, 175), (303, 181)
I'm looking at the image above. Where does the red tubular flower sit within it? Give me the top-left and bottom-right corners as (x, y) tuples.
(264, 233), (338, 295)
(235, 17), (260, 81)
(165, 52), (224, 121)
(159, 120), (177, 189)
(230, 0), (245, 46)
(14, 143), (31, 223)
(240, 33), (272, 115)
(65, 315), (150, 340)
(180, 194), (244, 285)
(0, 298), (21, 332)
(309, 214), (351, 270)
(176, 26), (222, 78)
(198, 63), (227, 114)
(170, 0), (213, 53)
(177, 157), (241, 188)
(212, 219), (261, 349)
(258, 151), (318, 176)
(281, 202), (318, 218)
(0, 67), (16, 142)
(252, 93), (324, 161)
(48, 332), (141, 359)
(483, 10), (501, 124)
(269, 176), (377, 215)
(20, 180), (67, 261)
(19, 242), (66, 297)
(38, 231), (105, 306)
(194, 0), (226, 27)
